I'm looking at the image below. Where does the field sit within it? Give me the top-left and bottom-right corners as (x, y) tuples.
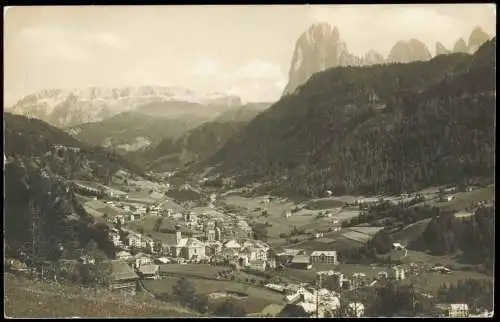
(4, 273), (198, 318)
(304, 198), (345, 210)
(440, 186), (495, 212)
(391, 218), (432, 244)
(127, 215), (177, 232)
(283, 236), (362, 253)
(349, 226), (384, 235)
(399, 269), (493, 294)
(342, 230), (373, 243)
(273, 263), (387, 283)
(223, 194), (359, 239)
(143, 277), (285, 313)
(159, 264), (230, 279)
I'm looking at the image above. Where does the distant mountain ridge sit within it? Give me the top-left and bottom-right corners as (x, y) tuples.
(283, 23), (492, 97)
(9, 86), (243, 128)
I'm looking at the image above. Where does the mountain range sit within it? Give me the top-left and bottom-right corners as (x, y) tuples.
(283, 23), (491, 96)
(9, 86), (242, 128)
(202, 38), (495, 199)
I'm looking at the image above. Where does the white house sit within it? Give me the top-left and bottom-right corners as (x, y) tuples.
(390, 266), (406, 281)
(348, 302), (365, 317)
(310, 251), (338, 265)
(392, 242), (405, 250)
(224, 239), (241, 250)
(133, 253), (153, 267)
(116, 250), (132, 260)
(248, 260), (266, 272)
(173, 231), (206, 261)
(128, 233), (143, 249)
(110, 228), (122, 247)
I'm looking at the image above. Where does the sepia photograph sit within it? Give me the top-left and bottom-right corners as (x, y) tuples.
(3, 4), (495, 318)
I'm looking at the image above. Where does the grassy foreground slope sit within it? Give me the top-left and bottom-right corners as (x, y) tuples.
(4, 273), (199, 318)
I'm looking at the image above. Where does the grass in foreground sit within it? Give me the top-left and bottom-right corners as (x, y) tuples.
(143, 276), (285, 313)
(4, 273), (199, 318)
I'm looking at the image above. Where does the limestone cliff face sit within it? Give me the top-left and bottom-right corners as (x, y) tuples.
(282, 24), (491, 97)
(468, 26), (490, 53)
(436, 42), (451, 56)
(362, 50), (385, 66)
(453, 38), (469, 53)
(282, 23), (351, 96)
(387, 39), (432, 63)
(10, 86), (242, 128)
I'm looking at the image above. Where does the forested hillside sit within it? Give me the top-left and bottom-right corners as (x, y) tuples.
(207, 39), (496, 198)
(212, 102), (270, 123)
(408, 206), (494, 271)
(130, 121), (249, 171)
(4, 113), (148, 261)
(4, 113), (145, 183)
(66, 111), (202, 153)
(4, 159), (115, 263)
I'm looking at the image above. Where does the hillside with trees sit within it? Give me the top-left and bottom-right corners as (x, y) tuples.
(205, 39), (496, 199)
(408, 206), (494, 272)
(4, 158), (115, 266)
(66, 111), (202, 153)
(4, 112), (146, 183)
(131, 121), (250, 171)
(4, 112), (149, 266)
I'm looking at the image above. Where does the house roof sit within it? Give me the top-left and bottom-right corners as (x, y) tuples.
(84, 207), (105, 218)
(278, 303), (309, 317)
(177, 237), (204, 248)
(138, 264), (159, 275)
(116, 251), (131, 257)
(311, 251), (337, 257)
(110, 260), (138, 281)
(133, 252), (152, 259)
(283, 248), (303, 256)
(450, 304), (469, 310)
(224, 240), (241, 249)
(291, 255), (310, 264)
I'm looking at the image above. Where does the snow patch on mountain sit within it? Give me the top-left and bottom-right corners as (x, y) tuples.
(10, 86), (243, 128)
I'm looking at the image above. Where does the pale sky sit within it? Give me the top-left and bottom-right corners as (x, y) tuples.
(3, 4), (496, 105)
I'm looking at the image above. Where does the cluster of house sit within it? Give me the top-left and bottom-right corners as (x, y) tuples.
(171, 211), (253, 242)
(267, 282), (365, 317)
(72, 181), (129, 200)
(277, 249), (339, 270)
(53, 144), (81, 153)
(110, 223), (274, 271)
(106, 201), (165, 223)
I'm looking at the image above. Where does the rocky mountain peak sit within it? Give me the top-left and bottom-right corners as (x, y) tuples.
(282, 22), (348, 96)
(387, 39), (432, 63)
(435, 42), (451, 56)
(468, 26), (490, 53)
(452, 38), (469, 53)
(10, 86), (243, 128)
(363, 50), (385, 66)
